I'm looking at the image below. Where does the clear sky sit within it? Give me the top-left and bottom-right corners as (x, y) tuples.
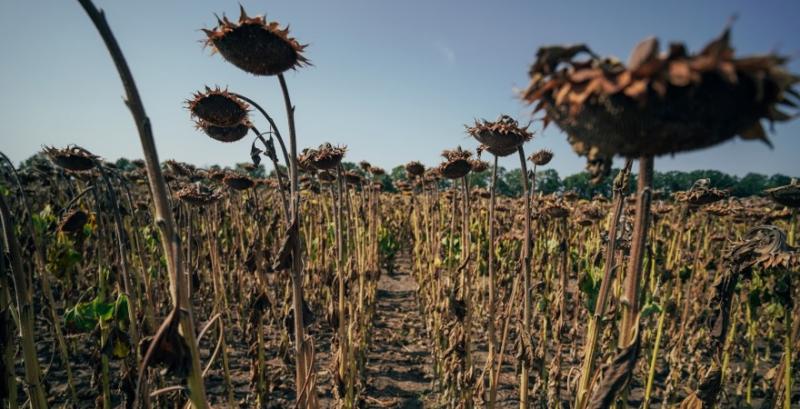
(1, 0), (799, 176)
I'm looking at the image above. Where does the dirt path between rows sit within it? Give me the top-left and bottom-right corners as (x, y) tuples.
(364, 256), (432, 408)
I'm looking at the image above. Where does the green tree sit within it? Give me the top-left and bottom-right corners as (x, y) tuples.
(731, 173), (768, 197)
(535, 169), (561, 195)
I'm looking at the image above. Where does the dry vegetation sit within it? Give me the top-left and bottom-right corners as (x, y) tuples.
(1, 2), (799, 409)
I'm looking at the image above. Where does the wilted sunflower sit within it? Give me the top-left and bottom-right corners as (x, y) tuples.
(203, 7), (309, 76)
(187, 86), (249, 127)
(439, 147), (472, 179)
(543, 201), (570, 219)
(317, 170), (336, 183)
(299, 143), (346, 171)
(764, 178), (800, 208)
(405, 161), (425, 178)
(466, 115), (533, 155)
(469, 159), (489, 173)
(529, 149), (554, 166)
(164, 160), (197, 179)
(175, 183), (223, 206)
(522, 25), (799, 179)
(344, 171), (362, 185)
(359, 161), (372, 173)
(196, 120), (251, 143)
(58, 209), (89, 233)
(223, 173), (255, 191)
(370, 167), (386, 176)
(674, 179), (729, 206)
(44, 145), (98, 172)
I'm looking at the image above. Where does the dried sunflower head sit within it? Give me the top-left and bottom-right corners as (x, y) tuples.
(175, 183), (223, 206)
(164, 160), (197, 179)
(543, 201), (570, 219)
(674, 179), (729, 206)
(299, 143), (346, 171)
(58, 209), (89, 233)
(203, 7), (309, 76)
(529, 149), (554, 166)
(439, 147), (473, 179)
(43, 145), (98, 172)
(317, 170), (336, 183)
(764, 179), (800, 208)
(196, 120), (251, 143)
(223, 173), (255, 191)
(344, 171), (362, 186)
(187, 86), (249, 127)
(522, 26), (799, 179)
(466, 115), (533, 154)
(405, 161), (425, 177)
(469, 160), (489, 173)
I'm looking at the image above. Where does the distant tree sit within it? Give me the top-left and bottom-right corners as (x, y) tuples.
(535, 169), (561, 195)
(468, 170), (490, 188)
(767, 174), (793, 189)
(731, 173), (768, 197)
(501, 168), (525, 197)
(367, 173), (395, 193)
(390, 165), (407, 182)
(114, 157), (138, 171)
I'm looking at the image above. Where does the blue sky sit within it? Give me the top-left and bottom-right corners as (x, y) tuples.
(1, 0), (799, 176)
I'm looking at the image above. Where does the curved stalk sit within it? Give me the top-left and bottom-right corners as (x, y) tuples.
(74, 1), (209, 406)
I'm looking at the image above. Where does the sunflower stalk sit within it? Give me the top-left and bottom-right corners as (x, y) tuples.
(74, 1), (210, 406)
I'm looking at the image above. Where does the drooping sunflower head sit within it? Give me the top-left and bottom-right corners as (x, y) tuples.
(43, 145), (98, 172)
(522, 24), (799, 179)
(58, 209), (89, 233)
(187, 86), (249, 127)
(203, 6), (309, 76)
(164, 160), (197, 179)
(175, 183), (223, 206)
(764, 179), (800, 208)
(674, 179), (729, 206)
(469, 159), (489, 173)
(299, 143), (346, 171)
(529, 149), (554, 166)
(439, 147), (473, 179)
(196, 120), (251, 143)
(466, 115), (533, 155)
(223, 173), (256, 191)
(404, 161), (425, 178)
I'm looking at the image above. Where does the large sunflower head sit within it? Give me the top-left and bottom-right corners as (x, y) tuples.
(203, 6), (310, 76)
(522, 24), (799, 179)
(187, 86), (249, 127)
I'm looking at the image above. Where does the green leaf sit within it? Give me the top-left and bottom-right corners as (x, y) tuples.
(114, 294), (130, 326)
(578, 272), (600, 312)
(641, 302), (662, 319)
